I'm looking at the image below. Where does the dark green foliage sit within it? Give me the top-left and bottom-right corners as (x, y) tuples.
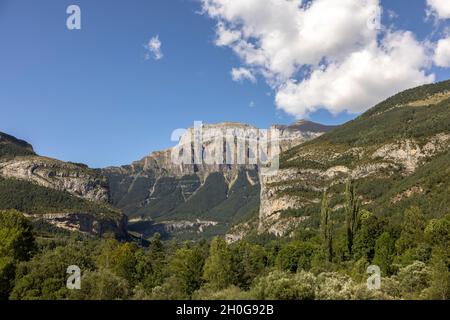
(428, 247), (450, 300)
(0, 210), (36, 298)
(169, 173), (229, 219)
(424, 214), (450, 248)
(169, 244), (206, 297)
(203, 237), (233, 290)
(10, 241), (95, 300)
(230, 241), (267, 289)
(0, 210), (36, 261)
(275, 241), (317, 273)
(70, 269), (130, 300)
(352, 213), (385, 261)
(206, 171), (260, 223)
(345, 180), (360, 255)
(0, 177), (120, 218)
(373, 232), (396, 275)
(320, 192), (333, 262)
(395, 206), (426, 255)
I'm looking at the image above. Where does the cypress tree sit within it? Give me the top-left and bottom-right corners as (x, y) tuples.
(320, 191), (333, 262)
(345, 180), (360, 255)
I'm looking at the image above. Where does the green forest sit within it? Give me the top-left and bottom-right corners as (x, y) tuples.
(1, 180), (448, 300)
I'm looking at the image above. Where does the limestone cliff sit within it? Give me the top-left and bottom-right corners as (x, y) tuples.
(0, 156), (109, 202)
(104, 121), (334, 238)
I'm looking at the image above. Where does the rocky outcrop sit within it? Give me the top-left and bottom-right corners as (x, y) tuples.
(274, 120), (336, 152)
(24, 212), (128, 238)
(371, 133), (450, 173)
(0, 156), (109, 202)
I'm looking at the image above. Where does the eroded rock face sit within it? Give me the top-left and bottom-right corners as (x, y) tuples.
(274, 120), (335, 152)
(0, 157), (109, 202)
(24, 212), (128, 238)
(103, 121), (333, 226)
(371, 134), (450, 173)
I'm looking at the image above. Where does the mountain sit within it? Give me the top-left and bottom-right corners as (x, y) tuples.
(244, 80), (450, 238)
(0, 132), (127, 238)
(103, 121), (335, 239)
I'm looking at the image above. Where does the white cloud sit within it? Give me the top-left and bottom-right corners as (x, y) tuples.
(145, 35), (163, 60)
(435, 37), (450, 67)
(202, 0), (436, 118)
(427, 0), (450, 20)
(231, 67), (256, 83)
(249, 101), (256, 108)
(215, 22), (241, 46)
(276, 32), (434, 117)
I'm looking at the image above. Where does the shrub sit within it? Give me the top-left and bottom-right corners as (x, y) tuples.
(251, 270), (316, 300)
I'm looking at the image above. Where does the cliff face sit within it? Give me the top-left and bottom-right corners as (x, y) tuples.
(0, 157), (109, 202)
(104, 121), (334, 238)
(25, 212), (128, 238)
(256, 80), (450, 237)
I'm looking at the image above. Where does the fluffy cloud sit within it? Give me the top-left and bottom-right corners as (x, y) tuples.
(276, 31), (434, 116)
(427, 0), (450, 20)
(202, 0), (435, 118)
(435, 37), (450, 67)
(231, 67), (257, 83)
(145, 35), (163, 60)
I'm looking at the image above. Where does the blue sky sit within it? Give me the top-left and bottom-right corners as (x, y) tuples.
(0, 0), (449, 168)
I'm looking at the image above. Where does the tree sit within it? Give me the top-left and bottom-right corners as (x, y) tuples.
(230, 242), (267, 290)
(169, 243), (205, 297)
(276, 242), (316, 273)
(109, 243), (137, 286)
(424, 214), (450, 248)
(10, 241), (94, 300)
(320, 191), (333, 262)
(352, 213), (385, 261)
(70, 269), (130, 300)
(0, 209), (36, 261)
(373, 232), (396, 275)
(427, 247), (450, 300)
(96, 238), (138, 287)
(344, 180), (360, 255)
(203, 237), (233, 290)
(0, 209), (36, 298)
(396, 206), (426, 255)
(149, 233), (164, 260)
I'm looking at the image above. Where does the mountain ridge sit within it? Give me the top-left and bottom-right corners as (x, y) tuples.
(248, 79), (450, 238)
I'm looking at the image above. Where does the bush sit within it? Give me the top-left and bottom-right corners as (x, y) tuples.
(395, 261), (431, 299)
(251, 270), (316, 300)
(70, 269), (130, 300)
(316, 272), (355, 300)
(192, 285), (251, 300)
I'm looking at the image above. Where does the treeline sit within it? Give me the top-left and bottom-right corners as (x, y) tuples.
(0, 181), (449, 300)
